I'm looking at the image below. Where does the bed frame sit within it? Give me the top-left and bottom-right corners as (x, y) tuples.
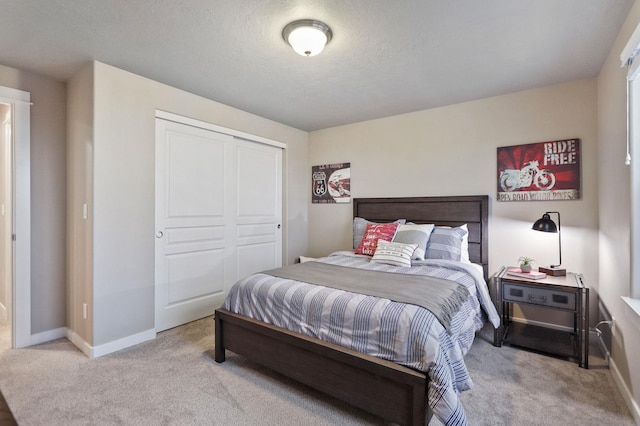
(215, 195), (489, 425)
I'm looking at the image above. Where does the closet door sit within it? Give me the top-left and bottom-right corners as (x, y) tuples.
(155, 119), (282, 332)
(234, 139), (282, 279)
(155, 119), (235, 332)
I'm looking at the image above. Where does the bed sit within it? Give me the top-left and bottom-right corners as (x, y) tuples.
(214, 195), (497, 426)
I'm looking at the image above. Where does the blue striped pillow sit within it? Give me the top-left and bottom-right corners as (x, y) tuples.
(425, 225), (468, 261)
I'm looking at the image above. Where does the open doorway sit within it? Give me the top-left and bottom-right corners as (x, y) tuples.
(0, 86), (31, 349)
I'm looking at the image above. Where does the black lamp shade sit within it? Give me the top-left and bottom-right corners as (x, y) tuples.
(531, 211), (565, 276)
(532, 213), (558, 233)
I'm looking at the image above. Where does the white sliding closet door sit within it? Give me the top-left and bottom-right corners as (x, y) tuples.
(235, 139), (282, 280)
(155, 119), (282, 332)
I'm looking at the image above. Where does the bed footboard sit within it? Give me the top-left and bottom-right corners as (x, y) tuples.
(214, 308), (429, 426)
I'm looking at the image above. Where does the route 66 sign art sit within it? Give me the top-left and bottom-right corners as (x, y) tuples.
(312, 163), (351, 204)
(497, 139), (580, 202)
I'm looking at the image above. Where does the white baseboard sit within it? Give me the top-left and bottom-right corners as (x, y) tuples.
(610, 357), (640, 425)
(67, 328), (156, 358)
(9, 325), (157, 359)
(91, 328), (156, 358)
(66, 329), (92, 357)
(30, 327), (67, 346)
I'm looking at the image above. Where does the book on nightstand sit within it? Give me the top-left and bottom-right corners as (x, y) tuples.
(506, 268), (547, 280)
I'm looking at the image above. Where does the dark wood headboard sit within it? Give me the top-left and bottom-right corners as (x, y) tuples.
(353, 195), (489, 280)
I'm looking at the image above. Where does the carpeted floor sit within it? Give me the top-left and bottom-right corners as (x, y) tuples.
(0, 390), (16, 425)
(443, 326), (634, 425)
(0, 318), (634, 425)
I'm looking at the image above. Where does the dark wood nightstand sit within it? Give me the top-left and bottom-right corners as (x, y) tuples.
(492, 266), (589, 368)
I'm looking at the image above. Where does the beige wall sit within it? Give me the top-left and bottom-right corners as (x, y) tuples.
(0, 64), (67, 335)
(598, 0), (640, 421)
(2, 58), (308, 351)
(309, 79), (599, 347)
(309, 79), (599, 286)
(66, 62), (94, 344)
(309, 64), (640, 418)
(76, 61), (308, 347)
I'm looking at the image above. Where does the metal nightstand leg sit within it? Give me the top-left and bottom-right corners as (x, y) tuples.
(581, 287), (589, 369)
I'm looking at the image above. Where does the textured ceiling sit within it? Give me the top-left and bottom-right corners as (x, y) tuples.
(0, 0), (634, 131)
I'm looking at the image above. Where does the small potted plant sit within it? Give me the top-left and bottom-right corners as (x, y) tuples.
(518, 256), (534, 273)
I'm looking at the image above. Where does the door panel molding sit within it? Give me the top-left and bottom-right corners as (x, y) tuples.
(155, 115), (283, 332)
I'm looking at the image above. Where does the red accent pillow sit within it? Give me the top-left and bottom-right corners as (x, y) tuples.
(355, 223), (400, 256)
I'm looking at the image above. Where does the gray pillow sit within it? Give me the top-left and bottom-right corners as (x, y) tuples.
(393, 223), (434, 260)
(425, 226), (468, 261)
(353, 217), (406, 249)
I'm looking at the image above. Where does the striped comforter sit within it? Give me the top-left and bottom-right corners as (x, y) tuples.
(223, 251), (500, 426)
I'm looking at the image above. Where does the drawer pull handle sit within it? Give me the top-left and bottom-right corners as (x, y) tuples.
(528, 295), (547, 303)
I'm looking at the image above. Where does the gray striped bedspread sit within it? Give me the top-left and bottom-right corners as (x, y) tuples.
(223, 251), (500, 426)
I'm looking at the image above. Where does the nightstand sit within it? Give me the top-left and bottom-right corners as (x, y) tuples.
(492, 266), (589, 368)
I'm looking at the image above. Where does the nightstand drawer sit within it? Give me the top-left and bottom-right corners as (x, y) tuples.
(503, 283), (576, 310)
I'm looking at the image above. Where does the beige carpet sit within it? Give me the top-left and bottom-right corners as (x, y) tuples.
(0, 389), (17, 425)
(0, 318), (634, 425)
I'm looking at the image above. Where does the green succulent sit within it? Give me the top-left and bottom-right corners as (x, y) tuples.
(518, 256), (534, 266)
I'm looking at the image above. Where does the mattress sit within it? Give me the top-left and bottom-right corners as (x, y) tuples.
(223, 251), (499, 425)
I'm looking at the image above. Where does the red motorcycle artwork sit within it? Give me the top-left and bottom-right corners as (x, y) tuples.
(497, 139), (581, 202)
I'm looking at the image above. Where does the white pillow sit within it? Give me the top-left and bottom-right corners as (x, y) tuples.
(371, 240), (418, 268)
(392, 223), (435, 260)
(459, 224), (470, 263)
(299, 256), (317, 263)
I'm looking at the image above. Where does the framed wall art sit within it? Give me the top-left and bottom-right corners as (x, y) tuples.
(312, 162), (351, 203)
(497, 139), (581, 202)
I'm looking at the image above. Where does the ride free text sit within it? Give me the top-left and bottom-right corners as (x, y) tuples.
(543, 139), (577, 166)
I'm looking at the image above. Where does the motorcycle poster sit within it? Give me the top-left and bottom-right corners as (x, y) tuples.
(312, 163), (351, 204)
(497, 139), (580, 201)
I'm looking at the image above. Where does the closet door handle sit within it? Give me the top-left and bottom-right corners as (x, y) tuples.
(156, 231), (164, 239)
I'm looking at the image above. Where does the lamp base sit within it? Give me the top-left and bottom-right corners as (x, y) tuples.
(538, 266), (566, 277)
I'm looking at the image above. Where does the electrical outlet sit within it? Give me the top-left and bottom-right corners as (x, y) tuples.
(83, 303), (88, 320)
(611, 316), (616, 336)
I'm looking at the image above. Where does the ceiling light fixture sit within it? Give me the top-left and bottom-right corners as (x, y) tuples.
(282, 19), (332, 57)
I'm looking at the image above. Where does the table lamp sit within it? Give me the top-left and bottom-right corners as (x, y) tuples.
(532, 211), (567, 276)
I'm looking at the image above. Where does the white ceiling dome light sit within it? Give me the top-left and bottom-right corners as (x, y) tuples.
(282, 19), (333, 57)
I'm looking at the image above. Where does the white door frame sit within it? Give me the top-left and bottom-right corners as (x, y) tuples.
(0, 86), (31, 349)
